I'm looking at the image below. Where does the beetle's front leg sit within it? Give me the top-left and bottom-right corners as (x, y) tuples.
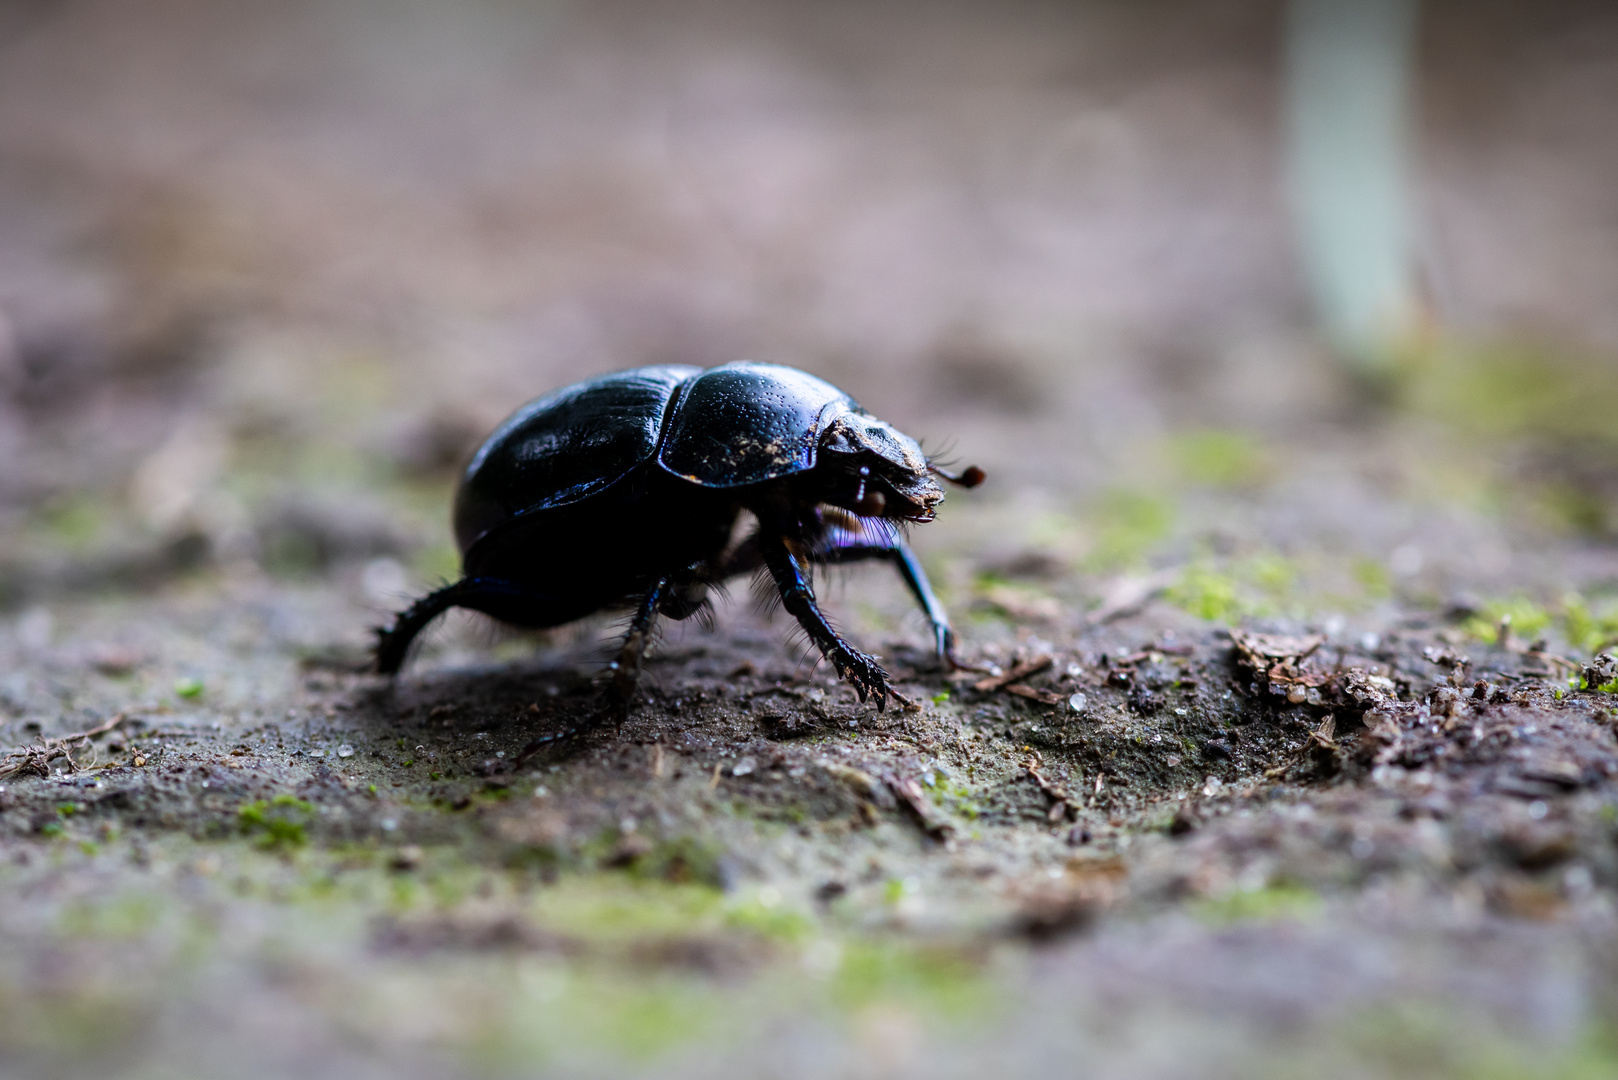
(813, 535), (970, 672)
(758, 532), (900, 710)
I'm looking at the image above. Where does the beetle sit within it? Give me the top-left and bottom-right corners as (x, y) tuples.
(374, 361), (983, 711)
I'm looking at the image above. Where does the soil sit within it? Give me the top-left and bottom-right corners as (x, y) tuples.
(2, 3), (1618, 1078)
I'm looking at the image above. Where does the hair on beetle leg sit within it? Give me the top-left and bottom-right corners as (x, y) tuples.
(690, 601), (717, 633)
(750, 570), (789, 618)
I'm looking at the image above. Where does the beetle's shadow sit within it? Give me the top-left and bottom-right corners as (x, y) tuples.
(349, 658), (613, 751)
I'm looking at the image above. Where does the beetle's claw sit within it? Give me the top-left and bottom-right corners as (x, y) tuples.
(835, 648), (898, 713)
(930, 626), (977, 674)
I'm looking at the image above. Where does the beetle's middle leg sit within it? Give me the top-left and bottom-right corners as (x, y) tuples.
(758, 532), (901, 710)
(611, 577), (669, 704)
(610, 566), (716, 707)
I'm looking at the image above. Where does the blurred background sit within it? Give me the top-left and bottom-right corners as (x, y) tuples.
(2, 0), (1616, 647)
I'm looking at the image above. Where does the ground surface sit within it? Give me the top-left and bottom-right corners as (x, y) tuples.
(4, 410), (1618, 1080)
(3, 3), (1618, 1078)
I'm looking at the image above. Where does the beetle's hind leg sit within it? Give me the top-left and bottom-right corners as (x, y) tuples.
(374, 579), (486, 674)
(608, 570), (715, 706)
(374, 577), (569, 674)
(511, 580), (672, 761)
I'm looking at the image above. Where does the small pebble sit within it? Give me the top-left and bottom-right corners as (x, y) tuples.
(1068, 693), (1088, 714)
(732, 756), (757, 777)
(336, 744), (355, 758)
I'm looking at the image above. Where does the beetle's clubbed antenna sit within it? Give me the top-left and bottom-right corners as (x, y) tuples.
(928, 462), (985, 488)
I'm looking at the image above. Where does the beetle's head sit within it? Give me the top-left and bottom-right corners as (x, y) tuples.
(818, 413), (945, 522)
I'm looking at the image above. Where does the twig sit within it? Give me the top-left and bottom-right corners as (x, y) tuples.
(974, 655), (1052, 693)
(881, 771), (954, 840)
(1024, 751), (1084, 822)
(0, 713), (127, 780)
(1006, 683), (1065, 706)
(1083, 569), (1178, 627)
(1262, 715), (1339, 781)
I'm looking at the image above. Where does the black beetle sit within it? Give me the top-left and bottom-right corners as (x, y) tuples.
(375, 362), (982, 710)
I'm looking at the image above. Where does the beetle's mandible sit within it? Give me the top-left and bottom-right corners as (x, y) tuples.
(374, 362), (983, 712)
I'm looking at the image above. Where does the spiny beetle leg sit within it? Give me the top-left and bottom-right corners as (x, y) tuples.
(375, 577), (568, 675)
(609, 578), (668, 707)
(812, 536), (966, 673)
(760, 532), (897, 710)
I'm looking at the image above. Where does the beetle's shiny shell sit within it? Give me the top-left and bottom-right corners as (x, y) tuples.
(453, 362), (860, 555)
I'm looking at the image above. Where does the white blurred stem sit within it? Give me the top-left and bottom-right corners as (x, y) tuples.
(1284, 0), (1422, 373)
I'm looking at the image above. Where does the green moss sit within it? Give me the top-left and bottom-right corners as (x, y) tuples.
(238, 794), (315, 848)
(174, 676), (204, 699)
(1564, 594), (1618, 654)
(570, 828), (726, 887)
(929, 777), (983, 821)
(1460, 597), (1554, 644)
(1403, 339), (1618, 446)
(1165, 553), (1300, 625)
(1169, 429), (1268, 489)
(724, 895), (812, 943)
(528, 876), (725, 942)
(1167, 564), (1242, 623)
(1353, 557), (1393, 600)
(0, 980), (150, 1059)
(554, 975), (724, 1061)
(1311, 1006), (1618, 1080)
(828, 940), (991, 1018)
(36, 494), (109, 553)
(1085, 489), (1174, 571)
(1540, 483), (1612, 538)
(464, 967), (728, 1067)
(1248, 552), (1296, 597)
(58, 894), (164, 939)
(1194, 882), (1321, 924)
(1453, 592), (1618, 655)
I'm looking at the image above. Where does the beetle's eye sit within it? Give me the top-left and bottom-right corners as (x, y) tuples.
(855, 489), (886, 516)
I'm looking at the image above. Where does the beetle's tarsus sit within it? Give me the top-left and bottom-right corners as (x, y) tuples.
(838, 646), (896, 712)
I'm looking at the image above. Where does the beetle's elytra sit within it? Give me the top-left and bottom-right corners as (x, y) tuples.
(375, 362), (983, 713)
